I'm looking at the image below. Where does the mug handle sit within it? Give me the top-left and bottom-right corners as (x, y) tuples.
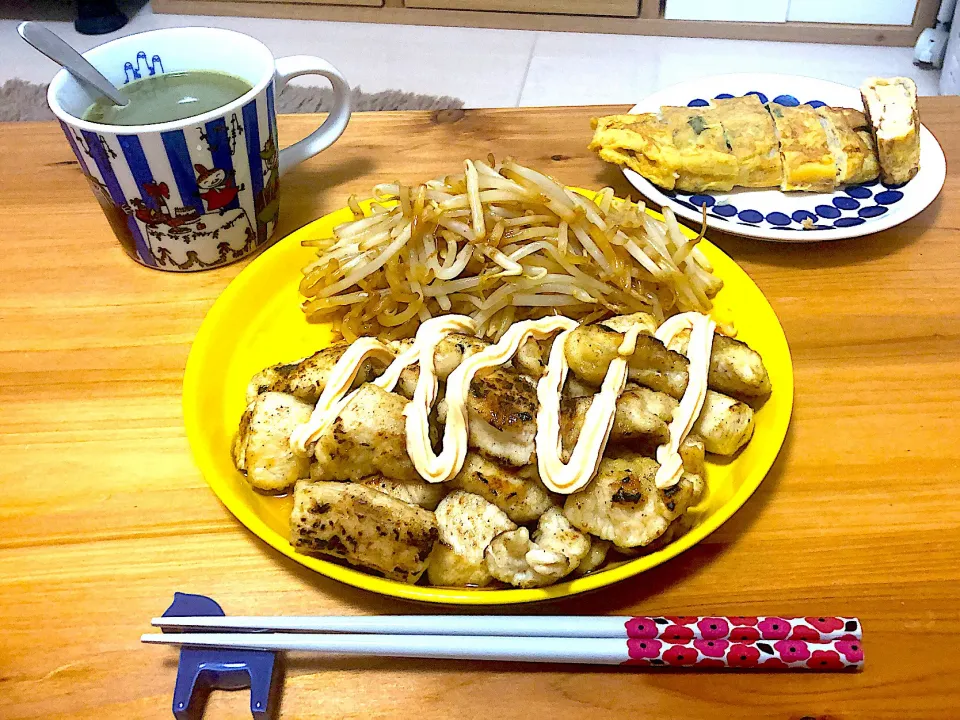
(273, 56), (352, 176)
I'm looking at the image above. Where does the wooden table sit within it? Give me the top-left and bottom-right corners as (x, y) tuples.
(2, 101), (958, 719)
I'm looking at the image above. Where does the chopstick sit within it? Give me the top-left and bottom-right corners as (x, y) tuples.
(141, 631), (862, 669)
(152, 615), (861, 642)
(144, 616), (863, 669)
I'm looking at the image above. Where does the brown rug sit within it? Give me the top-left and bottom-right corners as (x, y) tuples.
(0, 79), (464, 122)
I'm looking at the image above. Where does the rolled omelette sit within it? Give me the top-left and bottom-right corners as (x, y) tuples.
(709, 95), (783, 188)
(589, 114), (681, 190)
(589, 89), (900, 194)
(659, 106), (738, 193)
(767, 103), (837, 192)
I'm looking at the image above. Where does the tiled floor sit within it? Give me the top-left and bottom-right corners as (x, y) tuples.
(0, 1), (942, 107)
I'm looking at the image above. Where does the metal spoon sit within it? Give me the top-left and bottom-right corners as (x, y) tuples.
(18, 21), (128, 106)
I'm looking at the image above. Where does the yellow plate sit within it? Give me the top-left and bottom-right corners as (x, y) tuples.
(183, 192), (793, 605)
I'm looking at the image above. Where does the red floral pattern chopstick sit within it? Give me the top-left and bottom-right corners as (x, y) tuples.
(148, 605), (863, 671)
(622, 616), (863, 669)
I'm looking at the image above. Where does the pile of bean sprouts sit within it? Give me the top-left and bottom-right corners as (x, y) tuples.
(299, 157), (721, 341)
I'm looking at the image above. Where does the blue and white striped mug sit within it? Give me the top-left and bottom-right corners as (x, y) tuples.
(48, 27), (352, 271)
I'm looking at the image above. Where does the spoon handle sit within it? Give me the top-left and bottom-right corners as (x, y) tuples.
(18, 21), (129, 107)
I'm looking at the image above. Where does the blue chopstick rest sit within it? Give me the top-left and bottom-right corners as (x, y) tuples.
(161, 592), (280, 720)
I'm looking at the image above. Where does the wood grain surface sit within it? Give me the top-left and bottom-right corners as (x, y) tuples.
(2, 101), (959, 719)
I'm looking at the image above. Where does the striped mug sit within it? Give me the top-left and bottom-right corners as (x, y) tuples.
(48, 27), (352, 271)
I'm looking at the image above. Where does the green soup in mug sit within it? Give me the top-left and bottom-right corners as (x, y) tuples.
(82, 70), (252, 126)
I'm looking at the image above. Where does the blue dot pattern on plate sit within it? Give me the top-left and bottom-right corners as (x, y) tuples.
(713, 204), (737, 217)
(846, 186), (873, 199)
(833, 197), (860, 210)
(667, 89), (913, 233)
(875, 190), (904, 205)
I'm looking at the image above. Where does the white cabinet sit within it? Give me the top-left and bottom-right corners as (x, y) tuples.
(665, 0), (919, 25)
(787, 0), (917, 26)
(664, 0), (789, 22)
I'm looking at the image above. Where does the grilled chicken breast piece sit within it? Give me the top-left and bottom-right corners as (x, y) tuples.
(395, 333), (492, 400)
(290, 480), (438, 583)
(563, 374), (598, 399)
(566, 323), (770, 402)
(514, 337), (546, 378)
(679, 435), (707, 479)
(573, 537), (611, 576)
(355, 474), (448, 511)
(693, 392), (754, 456)
(247, 364), (296, 405)
(564, 323), (688, 397)
(623, 384), (677, 422)
(247, 343), (387, 404)
(450, 452), (556, 523)
(485, 507), (591, 588)
(435, 334), (491, 378)
(427, 491), (516, 587)
(464, 366), (539, 467)
(427, 544), (491, 587)
(599, 312), (659, 335)
(312, 383), (421, 483)
(610, 509), (698, 557)
(668, 330), (771, 399)
(560, 387), (671, 460)
(563, 454), (704, 548)
(233, 391), (313, 492)
(614, 385), (754, 457)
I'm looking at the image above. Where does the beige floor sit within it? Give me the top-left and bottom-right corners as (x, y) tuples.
(0, 1), (942, 107)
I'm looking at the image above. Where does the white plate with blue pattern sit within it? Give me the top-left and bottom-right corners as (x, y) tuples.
(622, 73), (946, 243)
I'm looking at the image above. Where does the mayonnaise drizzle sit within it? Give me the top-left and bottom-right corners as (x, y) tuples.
(289, 338), (396, 455)
(406, 316), (577, 483)
(535, 323), (645, 494)
(402, 314), (478, 483)
(288, 311), (717, 495)
(653, 312), (716, 489)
